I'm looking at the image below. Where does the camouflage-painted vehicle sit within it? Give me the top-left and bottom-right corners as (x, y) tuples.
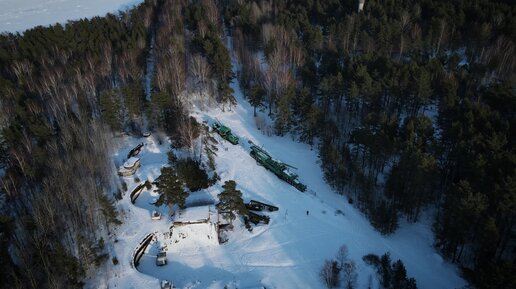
(247, 211), (270, 225)
(246, 200), (279, 212)
(212, 120), (239, 145)
(248, 141), (307, 192)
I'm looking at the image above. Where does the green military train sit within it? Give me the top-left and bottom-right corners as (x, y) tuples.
(210, 120), (307, 192)
(248, 141), (307, 192)
(212, 120), (239, 145)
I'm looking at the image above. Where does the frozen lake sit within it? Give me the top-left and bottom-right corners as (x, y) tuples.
(0, 0), (143, 33)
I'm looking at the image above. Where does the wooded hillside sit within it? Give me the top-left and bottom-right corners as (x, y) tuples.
(0, 0), (232, 288)
(224, 0), (515, 288)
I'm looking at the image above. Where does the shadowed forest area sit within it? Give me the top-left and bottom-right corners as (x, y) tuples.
(0, 0), (232, 288)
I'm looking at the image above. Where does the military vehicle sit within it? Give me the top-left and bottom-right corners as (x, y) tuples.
(247, 211), (270, 225)
(248, 141), (307, 192)
(246, 200), (279, 212)
(212, 120), (239, 145)
(243, 216), (253, 231)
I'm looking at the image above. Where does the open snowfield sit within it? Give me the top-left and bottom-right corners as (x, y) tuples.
(0, 0), (143, 33)
(99, 73), (467, 289)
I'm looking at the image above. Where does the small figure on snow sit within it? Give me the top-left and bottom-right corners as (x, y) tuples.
(306, 210), (309, 215)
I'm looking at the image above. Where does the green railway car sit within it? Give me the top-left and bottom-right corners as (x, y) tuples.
(248, 141), (307, 192)
(212, 120), (239, 145)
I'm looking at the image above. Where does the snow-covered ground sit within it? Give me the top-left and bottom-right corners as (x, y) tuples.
(101, 75), (467, 289)
(0, 0), (143, 33)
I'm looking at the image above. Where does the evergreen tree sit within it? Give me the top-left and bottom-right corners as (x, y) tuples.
(123, 82), (145, 118)
(0, 216), (17, 289)
(200, 124), (218, 170)
(219, 81), (236, 111)
(300, 104), (321, 147)
(363, 252), (418, 289)
(392, 259), (407, 289)
(216, 180), (248, 223)
(249, 84), (265, 117)
(380, 253), (392, 288)
(47, 244), (85, 287)
(155, 166), (188, 209)
(274, 87), (294, 135)
(175, 158), (211, 192)
(98, 194), (122, 225)
(371, 200), (399, 234)
(99, 89), (122, 132)
(385, 146), (438, 222)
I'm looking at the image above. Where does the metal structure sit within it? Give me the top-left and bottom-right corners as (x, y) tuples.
(130, 182), (146, 204)
(247, 211), (270, 225)
(212, 120), (239, 145)
(248, 141), (307, 192)
(243, 216), (253, 231)
(132, 233), (154, 267)
(128, 143), (144, 158)
(246, 200), (279, 212)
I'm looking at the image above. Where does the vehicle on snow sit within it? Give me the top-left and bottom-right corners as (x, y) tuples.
(212, 120), (239, 145)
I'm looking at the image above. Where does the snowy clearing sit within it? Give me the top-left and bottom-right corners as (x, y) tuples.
(100, 73), (467, 289)
(0, 0), (143, 33)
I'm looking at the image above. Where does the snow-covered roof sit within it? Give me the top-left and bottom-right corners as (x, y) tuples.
(124, 157), (140, 169)
(174, 205), (217, 224)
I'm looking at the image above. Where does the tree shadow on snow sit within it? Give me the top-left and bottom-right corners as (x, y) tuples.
(137, 255), (263, 288)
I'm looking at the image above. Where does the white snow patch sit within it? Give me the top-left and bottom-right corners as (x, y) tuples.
(174, 205), (217, 224)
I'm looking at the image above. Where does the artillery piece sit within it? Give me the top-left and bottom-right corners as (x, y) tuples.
(248, 141), (307, 192)
(212, 120), (239, 145)
(247, 211), (270, 225)
(246, 200), (279, 212)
